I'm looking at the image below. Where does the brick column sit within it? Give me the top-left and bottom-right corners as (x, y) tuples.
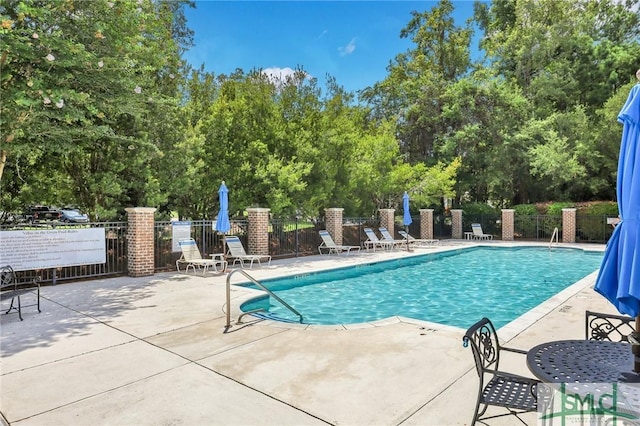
(419, 209), (434, 239)
(378, 209), (395, 235)
(247, 207), (270, 255)
(125, 207), (156, 277)
(325, 208), (344, 245)
(502, 209), (515, 241)
(451, 209), (463, 239)
(562, 208), (576, 243)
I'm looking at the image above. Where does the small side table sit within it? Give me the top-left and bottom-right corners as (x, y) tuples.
(464, 232), (474, 240)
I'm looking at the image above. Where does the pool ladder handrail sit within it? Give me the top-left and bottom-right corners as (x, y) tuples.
(549, 227), (559, 249)
(225, 269), (303, 328)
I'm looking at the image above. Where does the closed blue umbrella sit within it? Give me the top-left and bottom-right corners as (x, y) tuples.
(403, 192), (412, 252)
(402, 192), (412, 227)
(594, 78), (640, 370)
(215, 181), (231, 234)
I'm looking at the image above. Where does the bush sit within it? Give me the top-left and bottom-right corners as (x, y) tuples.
(547, 202), (575, 215)
(462, 202), (499, 216)
(512, 204), (537, 216)
(579, 202), (618, 216)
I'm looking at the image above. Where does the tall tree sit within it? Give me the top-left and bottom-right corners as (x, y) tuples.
(0, 0), (193, 218)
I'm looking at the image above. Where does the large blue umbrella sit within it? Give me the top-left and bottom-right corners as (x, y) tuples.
(594, 79), (640, 370)
(215, 181), (231, 234)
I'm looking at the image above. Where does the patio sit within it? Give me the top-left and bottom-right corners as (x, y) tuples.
(1, 242), (618, 425)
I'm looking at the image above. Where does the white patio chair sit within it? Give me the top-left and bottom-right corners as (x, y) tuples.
(177, 238), (227, 275)
(225, 236), (271, 269)
(471, 223), (493, 240)
(363, 228), (395, 251)
(318, 230), (361, 255)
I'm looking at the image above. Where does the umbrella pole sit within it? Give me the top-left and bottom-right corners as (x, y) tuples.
(635, 317), (640, 373)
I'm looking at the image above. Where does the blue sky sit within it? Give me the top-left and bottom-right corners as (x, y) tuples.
(183, 1), (479, 94)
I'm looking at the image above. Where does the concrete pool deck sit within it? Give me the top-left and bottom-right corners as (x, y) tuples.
(0, 241), (619, 425)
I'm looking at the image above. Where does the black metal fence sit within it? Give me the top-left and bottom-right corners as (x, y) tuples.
(0, 221), (128, 284)
(1, 213), (613, 284)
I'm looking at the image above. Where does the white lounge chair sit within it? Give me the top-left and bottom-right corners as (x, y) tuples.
(177, 238), (227, 275)
(318, 230), (361, 255)
(363, 228), (395, 251)
(398, 230), (440, 247)
(471, 223), (493, 240)
(225, 236), (272, 269)
(378, 227), (407, 248)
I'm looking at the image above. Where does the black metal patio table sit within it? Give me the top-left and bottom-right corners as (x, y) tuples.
(526, 339), (640, 383)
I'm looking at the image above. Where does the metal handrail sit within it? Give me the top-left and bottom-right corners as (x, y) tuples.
(549, 227), (559, 249)
(225, 269), (303, 328)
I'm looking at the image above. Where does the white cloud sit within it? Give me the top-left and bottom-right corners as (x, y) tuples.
(338, 38), (356, 56)
(262, 67), (298, 80)
(261, 67), (312, 86)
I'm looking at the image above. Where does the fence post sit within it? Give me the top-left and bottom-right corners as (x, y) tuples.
(247, 208), (270, 255)
(450, 209), (463, 239)
(378, 208), (395, 235)
(562, 208), (577, 243)
(125, 207), (157, 277)
(502, 209), (515, 241)
(419, 209), (434, 240)
(325, 208), (344, 244)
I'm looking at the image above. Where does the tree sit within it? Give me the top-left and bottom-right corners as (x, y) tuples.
(1, 0), (193, 218)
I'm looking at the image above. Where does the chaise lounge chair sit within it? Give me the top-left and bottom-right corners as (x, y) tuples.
(471, 223), (493, 240)
(398, 230), (440, 247)
(378, 227), (407, 248)
(363, 228), (396, 251)
(318, 230), (361, 255)
(177, 238), (227, 275)
(225, 236), (272, 269)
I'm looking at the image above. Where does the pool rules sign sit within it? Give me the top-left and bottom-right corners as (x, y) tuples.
(0, 228), (106, 271)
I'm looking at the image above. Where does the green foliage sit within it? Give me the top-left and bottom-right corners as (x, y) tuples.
(512, 204), (538, 216)
(2, 0), (638, 221)
(461, 202), (499, 216)
(547, 202), (575, 215)
(579, 202), (619, 216)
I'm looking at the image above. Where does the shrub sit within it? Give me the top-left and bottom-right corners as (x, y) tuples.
(512, 204), (537, 216)
(579, 202), (619, 216)
(547, 202), (575, 215)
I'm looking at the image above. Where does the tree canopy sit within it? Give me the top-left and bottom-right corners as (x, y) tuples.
(2, 0), (639, 221)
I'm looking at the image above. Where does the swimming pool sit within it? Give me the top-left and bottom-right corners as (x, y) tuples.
(240, 246), (604, 329)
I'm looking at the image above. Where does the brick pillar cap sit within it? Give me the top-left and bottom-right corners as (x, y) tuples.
(419, 208), (434, 212)
(378, 208), (395, 212)
(562, 208), (577, 212)
(450, 209), (463, 212)
(325, 208), (344, 212)
(125, 207), (157, 213)
(247, 207), (271, 213)
(502, 209), (515, 212)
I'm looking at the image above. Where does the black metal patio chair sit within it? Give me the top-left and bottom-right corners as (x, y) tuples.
(0, 265), (41, 321)
(463, 317), (541, 425)
(585, 310), (635, 343)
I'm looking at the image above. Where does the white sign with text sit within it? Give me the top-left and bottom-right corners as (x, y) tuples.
(172, 221), (192, 252)
(0, 228), (106, 271)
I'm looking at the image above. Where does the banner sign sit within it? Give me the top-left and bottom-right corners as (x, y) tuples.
(0, 228), (106, 271)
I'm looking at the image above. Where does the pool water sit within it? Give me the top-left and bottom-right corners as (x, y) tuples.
(240, 246), (604, 329)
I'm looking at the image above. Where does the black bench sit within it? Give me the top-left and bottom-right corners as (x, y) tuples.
(1, 265), (41, 321)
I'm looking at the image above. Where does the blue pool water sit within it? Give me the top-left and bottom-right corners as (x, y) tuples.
(240, 246), (604, 329)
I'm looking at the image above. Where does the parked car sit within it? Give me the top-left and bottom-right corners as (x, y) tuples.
(24, 205), (62, 222)
(60, 209), (90, 223)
